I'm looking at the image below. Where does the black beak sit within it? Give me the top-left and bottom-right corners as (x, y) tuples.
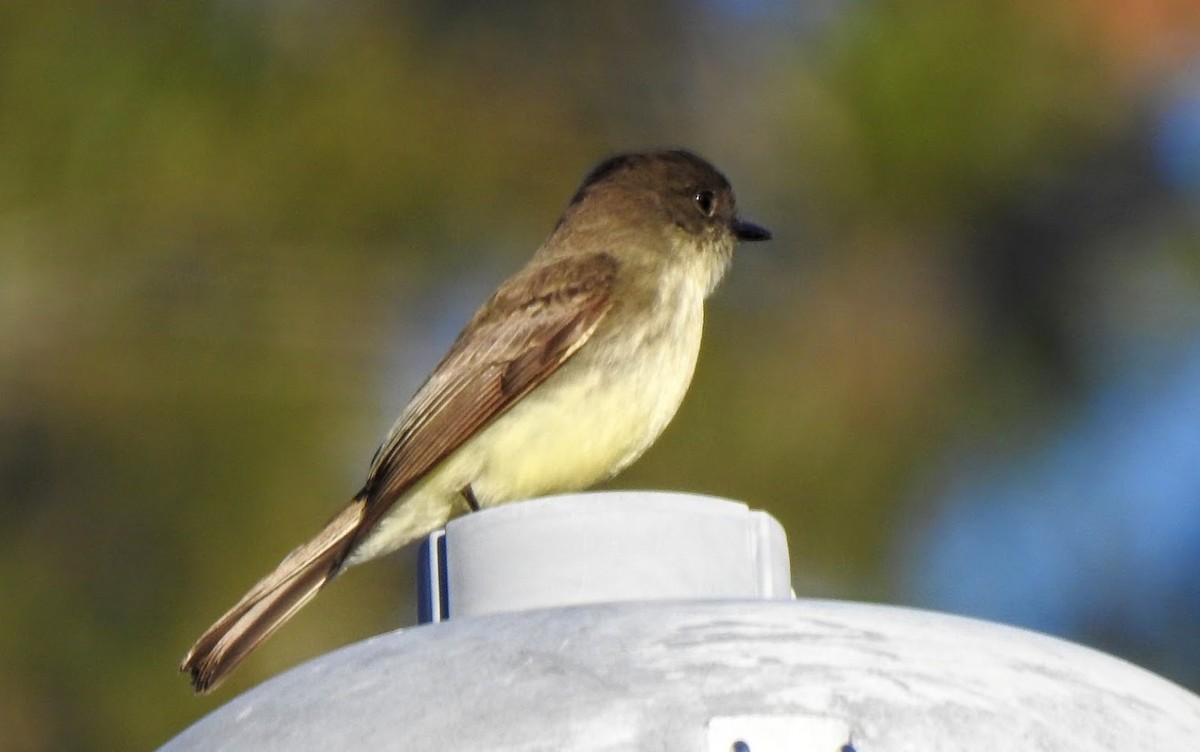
(732, 219), (772, 242)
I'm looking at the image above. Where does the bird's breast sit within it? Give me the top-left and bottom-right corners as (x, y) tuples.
(466, 270), (707, 505)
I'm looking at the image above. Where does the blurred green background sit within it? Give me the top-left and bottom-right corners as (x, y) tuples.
(3, 1), (1199, 749)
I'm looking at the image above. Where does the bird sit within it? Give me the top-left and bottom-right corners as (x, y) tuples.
(180, 148), (771, 693)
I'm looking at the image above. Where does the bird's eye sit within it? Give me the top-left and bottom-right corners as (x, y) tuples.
(694, 190), (717, 218)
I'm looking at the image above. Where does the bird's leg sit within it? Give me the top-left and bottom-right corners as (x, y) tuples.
(461, 484), (481, 513)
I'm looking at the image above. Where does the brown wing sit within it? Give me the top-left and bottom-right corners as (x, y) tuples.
(353, 251), (619, 537)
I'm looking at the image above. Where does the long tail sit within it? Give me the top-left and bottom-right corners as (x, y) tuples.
(180, 499), (366, 694)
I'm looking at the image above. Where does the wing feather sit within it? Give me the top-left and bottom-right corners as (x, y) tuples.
(353, 252), (619, 538)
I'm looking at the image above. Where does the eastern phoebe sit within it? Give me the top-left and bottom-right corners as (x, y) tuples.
(181, 149), (771, 693)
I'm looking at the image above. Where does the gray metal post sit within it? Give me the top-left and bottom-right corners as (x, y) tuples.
(162, 492), (1200, 751)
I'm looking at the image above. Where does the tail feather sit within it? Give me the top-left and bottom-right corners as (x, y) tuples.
(181, 499), (366, 694)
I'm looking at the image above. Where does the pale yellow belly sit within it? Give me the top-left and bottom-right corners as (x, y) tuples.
(348, 275), (706, 565)
(467, 325), (701, 503)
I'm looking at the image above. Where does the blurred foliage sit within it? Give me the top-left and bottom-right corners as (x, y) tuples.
(783, 0), (1119, 225)
(1, 1), (1198, 749)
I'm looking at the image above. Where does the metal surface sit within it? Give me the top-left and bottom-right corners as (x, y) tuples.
(420, 492), (792, 622)
(162, 599), (1200, 751)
